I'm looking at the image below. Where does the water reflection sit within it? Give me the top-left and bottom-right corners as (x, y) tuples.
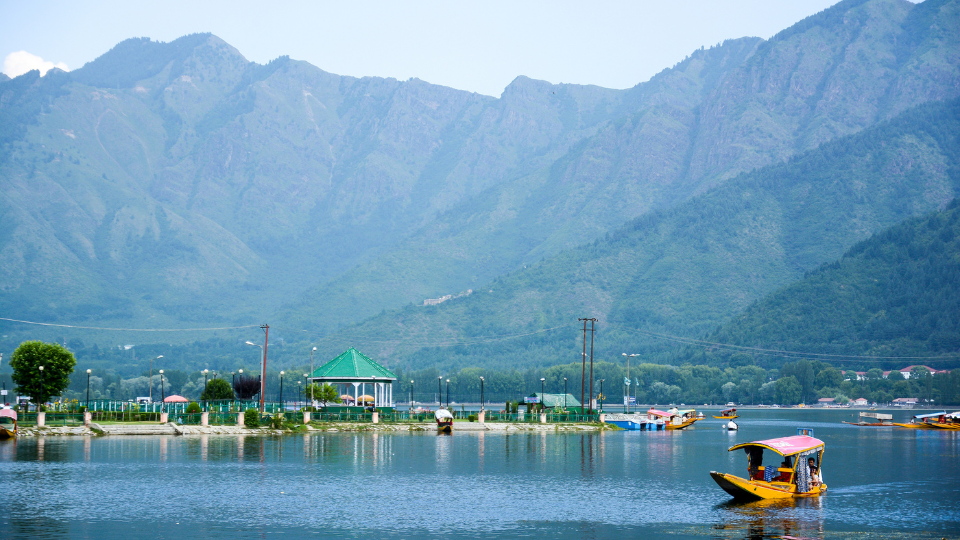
(0, 410), (957, 540)
(713, 498), (824, 540)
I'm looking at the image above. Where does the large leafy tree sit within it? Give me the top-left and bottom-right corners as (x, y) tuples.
(10, 341), (76, 404)
(200, 378), (235, 401)
(308, 383), (341, 409)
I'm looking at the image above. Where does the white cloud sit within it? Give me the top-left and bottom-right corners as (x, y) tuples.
(3, 51), (69, 78)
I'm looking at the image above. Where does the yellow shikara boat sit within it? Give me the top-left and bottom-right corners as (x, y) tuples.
(710, 429), (827, 501)
(714, 408), (739, 420)
(0, 408), (17, 438)
(892, 411), (944, 429)
(648, 408), (701, 430)
(435, 408), (453, 433)
(931, 412), (960, 430)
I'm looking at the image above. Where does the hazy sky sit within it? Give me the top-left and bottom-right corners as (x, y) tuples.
(1, 1), (851, 96)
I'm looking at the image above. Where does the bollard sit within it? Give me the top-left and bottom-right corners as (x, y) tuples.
(83, 411), (92, 426)
(372, 411), (379, 424)
(303, 411), (311, 424)
(599, 413), (606, 423)
(160, 412), (169, 423)
(37, 412), (46, 427)
(540, 413), (547, 424)
(479, 410), (485, 424)
(237, 412), (244, 427)
(201, 412), (209, 427)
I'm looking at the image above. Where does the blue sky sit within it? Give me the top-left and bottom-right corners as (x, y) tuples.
(1, 1), (852, 96)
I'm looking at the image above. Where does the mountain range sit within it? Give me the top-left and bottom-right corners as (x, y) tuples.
(1, 0), (958, 374)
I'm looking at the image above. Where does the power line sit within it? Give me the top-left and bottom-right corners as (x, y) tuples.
(281, 323), (574, 348)
(0, 317), (261, 332)
(612, 323), (960, 362)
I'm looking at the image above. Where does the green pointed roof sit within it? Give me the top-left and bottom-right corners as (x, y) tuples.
(310, 347), (397, 381)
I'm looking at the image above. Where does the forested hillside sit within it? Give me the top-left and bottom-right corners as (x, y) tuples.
(317, 97), (960, 371)
(700, 199), (960, 364)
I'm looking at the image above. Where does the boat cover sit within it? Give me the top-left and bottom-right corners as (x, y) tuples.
(647, 409), (672, 417)
(435, 409), (453, 421)
(914, 412), (946, 420)
(720, 408), (736, 415)
(0, 408), (16, 420)
(729, 435), (824, 457)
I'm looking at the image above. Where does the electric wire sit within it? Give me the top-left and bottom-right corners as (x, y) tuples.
(0, 317), (261, 332)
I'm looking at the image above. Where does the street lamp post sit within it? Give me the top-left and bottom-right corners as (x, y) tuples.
(563, 377), (567, 410)
(540, 377), (545, 412)
(446, 379), (450, 409)
(202, 369), (208, 410)
(297, 381), (302, 409)
(438, 376), (442, 408)
(159, 370), (165, 411)
(479, 376), (484, 411)
(409, 380), (414, 411)
(231, 372), (236, 407)
(279, 371), (285, 411)
(38, 365), (44, 411)
(86, 369), (91, 410)
(622, 353), (638, 413)
(309, 346), (317, 409)
(303, 374), (309, 407)
(148, 355), (163, 403)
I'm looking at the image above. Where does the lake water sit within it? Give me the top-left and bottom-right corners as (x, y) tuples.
(1, 409), (957, 539)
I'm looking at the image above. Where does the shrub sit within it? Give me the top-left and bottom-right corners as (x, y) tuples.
(468, 414), (477, 422)
(186, 402), (202, 414)
(78, 405), (87, 413)
(244, 407), (260, 428)
(270, 413), (284, 429)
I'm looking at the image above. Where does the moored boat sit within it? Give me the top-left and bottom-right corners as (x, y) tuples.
(931, 412), (960, 430)
(0, 408), (17, 438)
(842, 411), (893, 427)
(648, 407), (701, 430)
(435, 408), (453, 433)
(710, 429), (827, 500)
(892, 411), (945, 429)
(714, 408), (739, 420)
(603, 412), (664, 430)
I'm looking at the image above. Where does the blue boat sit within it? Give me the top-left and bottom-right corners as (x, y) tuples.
(604, 413), (664, 431)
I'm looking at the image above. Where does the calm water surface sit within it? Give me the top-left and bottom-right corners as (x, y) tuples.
(1, 409), (957, 539)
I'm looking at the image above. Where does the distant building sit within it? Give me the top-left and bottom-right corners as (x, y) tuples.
(817, 398), (835, 407)
(892, 397), (918, 406)
(853, 397), (868, 406)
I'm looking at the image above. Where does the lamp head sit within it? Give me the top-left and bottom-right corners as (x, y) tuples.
(38, 365), (43, 371)
(540, 378), (545, 382)
(203, 369), (208, 374)
(159, 369), (163, 374)
(622, 353), (627, 356)
(280, 371), (284, 376)
(312, 346), (317, 351)
(157, 355), (163, 359)
(87, 369), (92, 374)
(238, 369), (243, 374)
(245, 341), (255, 346)
(446, 379), (449, 383)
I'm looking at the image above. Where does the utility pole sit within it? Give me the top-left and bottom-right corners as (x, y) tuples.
(578, 318), (597, 414)
(259, 324), (269, 414)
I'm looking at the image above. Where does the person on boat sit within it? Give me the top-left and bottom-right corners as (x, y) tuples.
(745, 447), (763, 480)
(807, 457), (821, 489)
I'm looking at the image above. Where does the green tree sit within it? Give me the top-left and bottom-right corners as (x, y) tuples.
(775, 376), (802, 405)
(312, 383), (341, 409)
(10, 341), (76, 405)
(200, 378), (235, 401)
(815, 368), (844, 390)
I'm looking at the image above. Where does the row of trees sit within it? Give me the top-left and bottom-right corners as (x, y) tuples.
(7, 340), (960, 407)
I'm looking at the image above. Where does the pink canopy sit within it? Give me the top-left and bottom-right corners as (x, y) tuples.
(730, 435), (824, 457)
(163, 395), (189, 403)
(647, 409), (672, 417)
(0, 408), (16, 420)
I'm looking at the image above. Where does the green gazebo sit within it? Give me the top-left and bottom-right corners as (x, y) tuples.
(308, 347), (397, 409)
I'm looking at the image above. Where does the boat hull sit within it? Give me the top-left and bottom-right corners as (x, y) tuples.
(0, 426), (15, 439)
(436, 420), (453, 433)
(892, 423), (934, 429)
(713, 415), (739, 420)
(930, 423), (960, 430)
(665, 417), (700, 430)
(841, 422), (893, 427)
(710, 471), (826, 500)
